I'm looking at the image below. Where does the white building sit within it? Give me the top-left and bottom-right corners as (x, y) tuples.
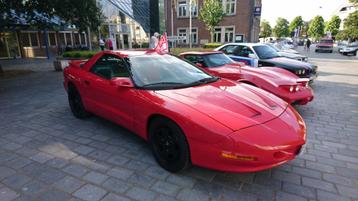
(333, 2), (357, 29)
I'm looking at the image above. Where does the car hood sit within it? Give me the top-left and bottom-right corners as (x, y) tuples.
(155, 79), (288, 131)
(278, 51), (304, 59)
(212, 64), (298, 86)
(261, 57), (313, 70)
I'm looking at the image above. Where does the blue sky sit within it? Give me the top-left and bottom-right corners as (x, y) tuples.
(261, 0), (348, 26)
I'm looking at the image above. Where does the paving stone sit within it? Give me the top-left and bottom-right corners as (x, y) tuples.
(272, 170), (301, 185)
(30, 152), (54, 163)
(282, 182), (316, 199)
(0, 187), (19, 201)
(101, 193), (131, 201)
(88, 150), (112, 161)
(73, 184), (107, 201)
(128, 172), (157, 188)
(0, 166), (16, 180)
(45, 157), (69, 169)
(166, 174), (196, 188)
(106, 155), (130, 166)
(21, 180), (47, 195)
(126, 187), (157, 201)
(302, 177), (336, 193)
(176, 188), (210, 201)
(54, 176), (85, 193)
(101, 178), (131, 194)
(336, 185), (358, 199)
(276, 191), (308, 201)
(145, 165), (170, 180)
(2, 174), (31, 190)
(317, 189), (351, 201)
(74, 145), (95, 155)
(323, 173), (354, 186)
(5, 157), (32, 169)
(37, 167), (66, 184)
(37, 188), (71, 201)
(124, 160), (150, 172)
(107, 167), (134, 180)
(63, 164), (89, 177)
(83, 171), (108, 185)
(151, 180), (181, 196)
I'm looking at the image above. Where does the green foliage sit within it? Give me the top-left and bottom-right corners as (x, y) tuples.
(0, 0), (103, 31)
(350, 0), (358, 7)
(308, 16), (325, 40)
(203, 43), (223, 48)
(198, 0), (224, 42)
(325, 15), (341, 37)
(338, 11), (358, 40)
(62, 51), (99, 58)
(260, 20), (272, 38)
(289, 16), (304, 35)
(273, 18), (290, 38)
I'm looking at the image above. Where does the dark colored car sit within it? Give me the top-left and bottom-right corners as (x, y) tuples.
(215, 43), (318, 83)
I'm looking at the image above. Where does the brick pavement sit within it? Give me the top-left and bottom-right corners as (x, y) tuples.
(0, 57), (357, 201)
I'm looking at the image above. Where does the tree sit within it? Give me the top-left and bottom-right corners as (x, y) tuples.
(198, 0), (224, 42)
(308, 15), (325, 40)
(325, 15), (341, 37)
(289, 16), (304, 36)
(337, 11), (358, 41)
(273, 18), (289, 38)
(260, 20), (272, 39)
(0, 0), (103, 31)
(301, 21), (310, 37)
(350, 0), (358, 7)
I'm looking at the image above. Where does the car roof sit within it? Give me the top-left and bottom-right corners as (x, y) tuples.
(179, 51), (222, 56)
(103, 49), (158, 57)
(221, 43), (265, 47)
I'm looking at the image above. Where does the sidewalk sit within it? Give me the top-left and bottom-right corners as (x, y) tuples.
(0, 58), (55, 72)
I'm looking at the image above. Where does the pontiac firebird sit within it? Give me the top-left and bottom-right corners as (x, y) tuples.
(63, 50), (306, 173)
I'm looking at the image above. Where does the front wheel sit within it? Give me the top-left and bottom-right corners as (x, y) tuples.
(68, 85), (89, 119)
(149, 118), (191, 173)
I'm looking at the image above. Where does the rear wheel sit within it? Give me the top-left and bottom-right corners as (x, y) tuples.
(68, 85), (89, 119)
(149, 118), (191, 173)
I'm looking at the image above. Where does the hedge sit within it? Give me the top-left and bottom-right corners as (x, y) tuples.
(203, 43), (223, 48)
(62, 51), (99, 59)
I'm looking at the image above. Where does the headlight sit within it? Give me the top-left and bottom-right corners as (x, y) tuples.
(289, 86), (294, 92)
(295, 85), (300, 91)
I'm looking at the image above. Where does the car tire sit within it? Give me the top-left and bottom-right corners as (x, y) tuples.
(149, 118), (191, 173)
(315, 49), (318, 53)
(68, 85), (90, 119)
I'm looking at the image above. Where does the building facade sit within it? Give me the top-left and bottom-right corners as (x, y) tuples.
(164, 0), (261, 46)
(333, 2), (357, 30)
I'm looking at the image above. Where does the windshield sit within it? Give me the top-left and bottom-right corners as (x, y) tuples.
(127, 54), (217, 90)
(253, 45), (281, 59)
(266, 43), (280, 52)
(319, 39), (333, 43)
(203, 53), (235, 67)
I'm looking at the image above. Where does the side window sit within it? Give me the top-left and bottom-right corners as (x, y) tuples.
(184, 55), (206, 67)
(90, 55), (129, 79)
(220, 45), (237, 54)
(237, 46), (254, 57)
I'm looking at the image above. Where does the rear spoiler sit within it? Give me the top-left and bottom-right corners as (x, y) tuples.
(296, 78), (309, 83)
(69, 60), (88, 68)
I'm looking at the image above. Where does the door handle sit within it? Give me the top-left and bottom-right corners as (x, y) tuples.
(84, 80), (90, 85)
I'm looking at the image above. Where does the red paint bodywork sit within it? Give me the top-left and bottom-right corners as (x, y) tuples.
(63, 50), (306, 173)
(180, 52), (314, 105)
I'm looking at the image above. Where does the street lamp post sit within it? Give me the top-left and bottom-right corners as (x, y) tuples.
(189, 0), (192, 48)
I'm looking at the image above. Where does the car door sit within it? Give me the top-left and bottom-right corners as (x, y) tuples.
(82, 54), (135, 129)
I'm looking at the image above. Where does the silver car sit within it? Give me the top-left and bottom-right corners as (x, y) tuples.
(266, 43), (308, 62)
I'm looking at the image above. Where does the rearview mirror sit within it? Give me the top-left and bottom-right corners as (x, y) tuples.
(111, 77), (134, 88)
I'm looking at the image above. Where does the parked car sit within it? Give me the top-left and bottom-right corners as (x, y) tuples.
(180, 51), (314, 105)
(315, 38), (334, 53)
(64, 50), (306, 173)
(339, 42), (358, 56)
(215, 43), (318, 82)
(266, 43), (308, 62)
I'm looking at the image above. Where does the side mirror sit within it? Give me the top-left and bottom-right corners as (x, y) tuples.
(248, 53), (257, 59)
(111, 77), (134, 88)
(196, 63), (204, 68)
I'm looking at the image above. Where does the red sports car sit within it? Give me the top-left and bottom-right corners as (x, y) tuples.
(180, 51), (314, 105)
(63, 50), (306, 173)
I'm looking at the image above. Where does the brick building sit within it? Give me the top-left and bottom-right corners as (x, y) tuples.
(164, 0), (261, 45)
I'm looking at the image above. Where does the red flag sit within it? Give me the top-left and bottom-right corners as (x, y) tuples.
(155, 32), (169, 54)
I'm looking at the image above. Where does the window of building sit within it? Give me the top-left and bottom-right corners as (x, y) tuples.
(177, 27), (198, 44)
(80, 33), (86, 45)
(48, 33), (57, 46)
(66, 33), (72, 46)
(20, 33), (30, 47)
(213, 28), (222, 43)
(213, 26), (235, 43)
(177, 0), (198, 17)
(221, 0), (236, 15)
(59, 33), (66, 46)
(74, 33), (80, 46)
(29, 33), (39, 47)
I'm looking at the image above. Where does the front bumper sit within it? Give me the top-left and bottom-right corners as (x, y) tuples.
(189, 105), (306, 173)
(277, 87), (314, 105)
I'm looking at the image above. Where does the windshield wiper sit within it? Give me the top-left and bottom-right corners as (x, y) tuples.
(188, 77), (219, 86)
(142, 82), (185, 88)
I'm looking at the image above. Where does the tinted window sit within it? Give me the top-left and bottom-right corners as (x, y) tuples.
(184, 55), (205, 67)
(127, 54), (216, 89)
(252, 45), (280, 59)
(220, 45), (238, 54)
(203, 53), (234, 67)
(236, 45), (254, 57)
(319, 39), (333, 43)
(90, 54), (129, 79)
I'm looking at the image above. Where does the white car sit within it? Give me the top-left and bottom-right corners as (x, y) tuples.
(339, 42), (358, 56)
